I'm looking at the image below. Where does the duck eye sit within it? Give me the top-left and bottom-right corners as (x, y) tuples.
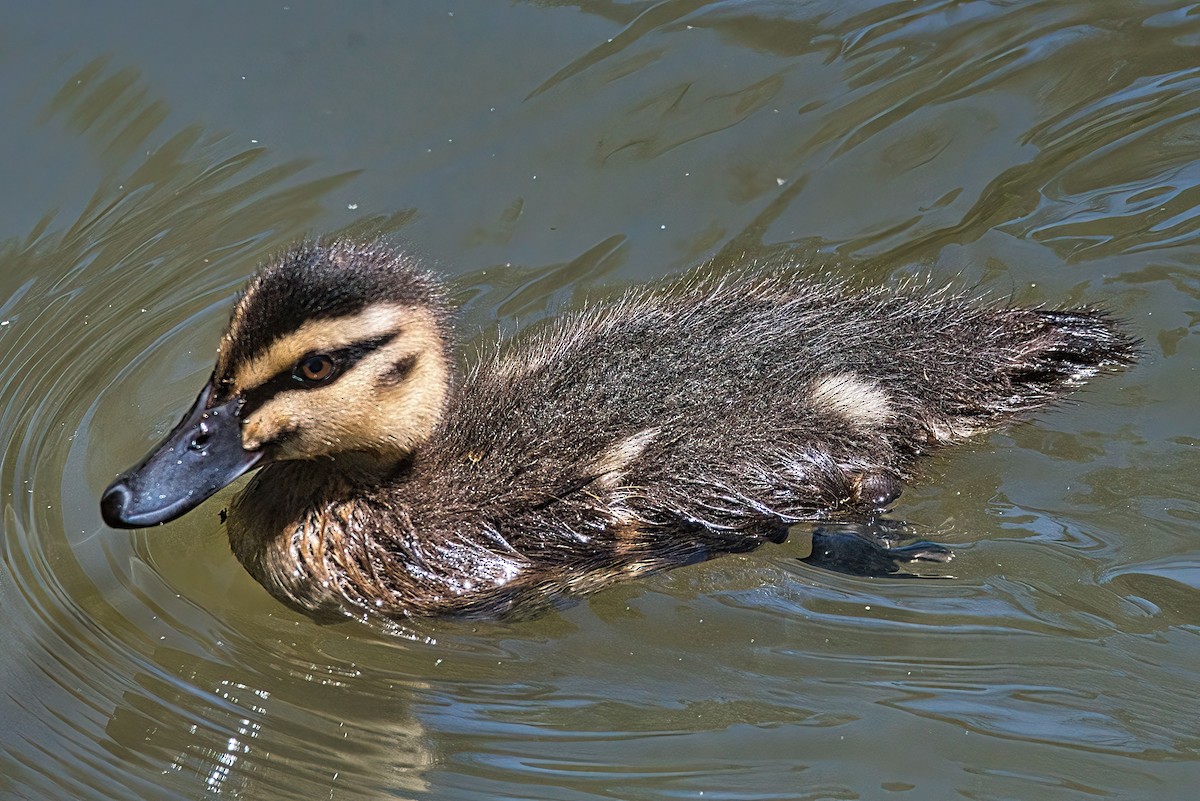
(294, 354), (335, 385)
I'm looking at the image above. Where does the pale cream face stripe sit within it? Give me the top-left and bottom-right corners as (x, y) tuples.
(226, 303), (433, 392)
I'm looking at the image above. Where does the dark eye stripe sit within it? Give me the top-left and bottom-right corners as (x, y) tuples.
(321, 334), (399, 372)
(240, 331), (401, 418)
(380, 354), (418, 387)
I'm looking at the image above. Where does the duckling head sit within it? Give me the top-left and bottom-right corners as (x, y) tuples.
(101, 241), (452, 528)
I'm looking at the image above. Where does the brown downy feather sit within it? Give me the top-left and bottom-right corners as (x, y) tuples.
(207, 242), (1137, 619)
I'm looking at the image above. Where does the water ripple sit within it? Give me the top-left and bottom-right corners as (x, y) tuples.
(1, 4), (1195, 800)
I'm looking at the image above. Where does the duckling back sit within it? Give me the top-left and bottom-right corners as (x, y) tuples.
(422, 271), (1134, 537)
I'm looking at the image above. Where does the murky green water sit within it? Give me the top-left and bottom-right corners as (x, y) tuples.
(2, 2), (1198, 799)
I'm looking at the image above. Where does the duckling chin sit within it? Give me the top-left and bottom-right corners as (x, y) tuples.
(101, 241), (1137, 619)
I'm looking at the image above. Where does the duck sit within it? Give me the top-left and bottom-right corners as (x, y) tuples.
(100, 240), (1137, 619)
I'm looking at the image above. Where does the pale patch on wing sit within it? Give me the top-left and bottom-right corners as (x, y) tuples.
(590, 427), (660, 488)
(923, 416), (981, 444)
(809, 372), (894, 429)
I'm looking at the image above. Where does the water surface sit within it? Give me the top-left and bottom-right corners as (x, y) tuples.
(2, 2), (1198, 799)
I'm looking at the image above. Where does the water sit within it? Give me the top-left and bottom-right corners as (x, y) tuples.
(2, 2), (1198, 799)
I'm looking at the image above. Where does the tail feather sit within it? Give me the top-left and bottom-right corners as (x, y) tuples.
(929, 306), (1137, 440)
(1017, 309), (1139, 390)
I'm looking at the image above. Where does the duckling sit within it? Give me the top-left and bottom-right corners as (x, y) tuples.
(100, 241), (1136, 619)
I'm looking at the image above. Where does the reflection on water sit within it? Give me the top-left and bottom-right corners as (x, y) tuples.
(1, 2), (1198, 799)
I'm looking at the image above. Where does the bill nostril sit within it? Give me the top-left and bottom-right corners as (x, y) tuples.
(188, 422), (211, 452)
(100, 482), (132, 528)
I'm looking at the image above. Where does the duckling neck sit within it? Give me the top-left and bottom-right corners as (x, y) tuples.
(225, 456), (392, 616)
(324, 449), (413, 483)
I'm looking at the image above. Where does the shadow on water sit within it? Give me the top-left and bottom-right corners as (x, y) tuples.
(1, 2), (1199, 800)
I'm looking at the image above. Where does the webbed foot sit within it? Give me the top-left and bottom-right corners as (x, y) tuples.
(800, 519), (953, 578)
